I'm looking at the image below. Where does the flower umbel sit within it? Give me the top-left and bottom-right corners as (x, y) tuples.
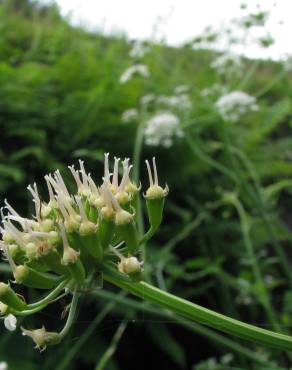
(0, 153), (167, 349)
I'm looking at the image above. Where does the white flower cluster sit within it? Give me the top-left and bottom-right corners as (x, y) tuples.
(215, 91), (258, 122)
(119, 64), (150, 84)
(144, 111), (184, 148)
(140, 94), (156, 106)
(156, 94), (192, 111)
(174, 85), (190, 95)
(121, 108), (139, 123)
(211, 53), (243, 76)
(201, 84), (228, 99)
(129, 40), (149, 59)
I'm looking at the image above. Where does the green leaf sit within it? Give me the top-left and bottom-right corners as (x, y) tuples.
(147, 323), (186, 367)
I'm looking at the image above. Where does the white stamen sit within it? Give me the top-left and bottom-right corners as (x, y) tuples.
(59, 223), (70, 250)
(75, 196), (88, 223)
(112, 157), (120, 188)
(2, 221), (25, 247)
(4, 199), (21, 219)
(56, 195), (70, 221)
(54, 170), (70, 198)
(45, 175), (55, 203)
(27, 183), (41, 222)
(145, 160), (153, 186)
(119, 159), (133, 191)
(87, 175), (99, 195)
(152, 157), (158, 185)
(79, 160), (88, 187)
(68, 165), (82, 189)
(104, 153), (110, 184)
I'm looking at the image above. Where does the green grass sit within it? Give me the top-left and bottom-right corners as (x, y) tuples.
(1, 0), (292, 369)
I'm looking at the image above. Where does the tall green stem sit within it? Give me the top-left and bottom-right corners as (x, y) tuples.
(226, 195), (280, 331)
(103, 266), (292, 352)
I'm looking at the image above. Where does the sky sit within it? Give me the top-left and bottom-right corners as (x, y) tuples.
(50, 0), (292, 60)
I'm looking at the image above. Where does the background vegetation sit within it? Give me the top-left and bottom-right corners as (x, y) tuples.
(1, 0), (292, 369)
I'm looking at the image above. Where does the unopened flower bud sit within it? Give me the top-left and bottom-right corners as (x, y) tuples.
(115, 209), (134, 226)
(79, 221), (97, 236)
(40, 204), (52, 218)
(125, 181), (140, 195)
(48, 231), (60, 246)
(64, 218), (80, 233)
(9, 244), (20, 259)
(101, 205), (115, 221)
(4, 313), (17, 331)
(40, 219), (55, 232)
(145, 184), (168, 200)
(0, 302), (8, 316)
(3, 232), (14, 244)
(21, 326), (61, 350)
(14, 265), (29, 283)
(118, 257), (142, 275)
(25, 242), (38, 260)
(62, 246), (79, 266)
(115, 191), (131, 205)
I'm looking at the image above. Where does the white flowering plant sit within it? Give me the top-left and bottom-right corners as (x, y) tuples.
(1, 153), (292, 353)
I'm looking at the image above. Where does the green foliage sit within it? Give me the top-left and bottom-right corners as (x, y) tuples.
(1, 0), (292, 369)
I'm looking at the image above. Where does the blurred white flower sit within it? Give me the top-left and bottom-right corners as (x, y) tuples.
(3, 314), (17, 331)
(0, 362), (8, 370)
(174, 85), (190, 95)
(140, 94), (156, 106)
(201, 84), (228, 98)
(120, 64), (150, 84)
(211, 53), (243, 76)
(215, 91), (258, 122)
(129, 41), (149, 58)
(283, 55), (292, 72)
(156, 94), (192, 111)
(144, 111), (184, 148)
(121, 108), (139, 123)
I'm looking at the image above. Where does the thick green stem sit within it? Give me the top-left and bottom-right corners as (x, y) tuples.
(92, 289), (270, 365)
(103, 266), (292, 352)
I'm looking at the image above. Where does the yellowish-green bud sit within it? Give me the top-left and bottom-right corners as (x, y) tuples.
(64, 218), (80, 233)
(101, 205), (115, 221)
(145, 184), (168, 200)
(125, 181), (139, 194)
(79, 221), (97, 236)
(22, 233), (32, 244)
(0, 302), (8, 315)
(40, 219), (55, 232)
(3, 232), (14, 244)
(14, 265), (29, 283)
(115, 191), (131, 205)
(115, 209), (134, 226)
(21, 326), (61, 349)
(9, 244), (20, 259)
(118, 257), (142, 275)
(41, 204), (52, 218)
(48, 231), (60, 246)
(61, 246), (79, 266)
(25, 242), (38, 260)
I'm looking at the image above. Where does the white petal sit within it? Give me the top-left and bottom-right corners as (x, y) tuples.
(4, 314), (17, 331)
(0, 362), (8, 370)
